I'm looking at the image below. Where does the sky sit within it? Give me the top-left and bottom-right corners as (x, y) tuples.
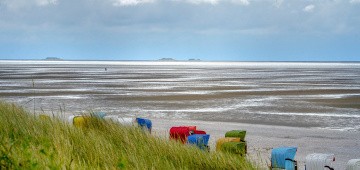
(0, 0), (360, 61)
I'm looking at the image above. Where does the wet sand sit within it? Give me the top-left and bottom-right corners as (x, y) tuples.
(151, 119), (360, 170)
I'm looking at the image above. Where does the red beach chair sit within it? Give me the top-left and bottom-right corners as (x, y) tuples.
(169, 126), (197, 143)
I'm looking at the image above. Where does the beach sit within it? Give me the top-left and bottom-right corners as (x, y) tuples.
(151, 118), (360, 170)
(0, 60), (359, 169)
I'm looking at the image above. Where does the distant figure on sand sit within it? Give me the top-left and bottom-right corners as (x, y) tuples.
(105, 68), (107, 71)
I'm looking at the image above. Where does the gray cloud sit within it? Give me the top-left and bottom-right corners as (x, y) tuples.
(0, 0), (359, 60)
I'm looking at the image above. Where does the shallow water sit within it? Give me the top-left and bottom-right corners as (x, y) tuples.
(1, 60), (359, 131)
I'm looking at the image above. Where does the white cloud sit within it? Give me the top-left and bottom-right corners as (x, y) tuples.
(182, 0), (249, 5)
(35, 0), (58, 6)
(112, 0), (155, 6)
(231, 0), (250, 6)
(350, 0), (360, 4)
(1, 0), (58, 10)
(186, 0), (220, 5)
(303, 4), (315, 12)
(273, 0), (284, 8)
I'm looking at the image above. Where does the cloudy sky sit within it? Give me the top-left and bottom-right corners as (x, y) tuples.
(0, 0), (359, 61)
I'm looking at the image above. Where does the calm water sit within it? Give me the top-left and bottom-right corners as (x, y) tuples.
(1, 60), (360, 131)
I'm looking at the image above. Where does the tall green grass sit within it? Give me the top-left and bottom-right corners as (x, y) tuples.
(0, 102), (257, 169)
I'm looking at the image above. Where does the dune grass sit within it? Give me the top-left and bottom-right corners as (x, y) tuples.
(0, 101), (257, 169)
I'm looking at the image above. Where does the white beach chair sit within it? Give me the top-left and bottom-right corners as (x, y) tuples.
(104, 115), (135, 126)
(346, 159), (360, 170)
(305, 153), (335, 170)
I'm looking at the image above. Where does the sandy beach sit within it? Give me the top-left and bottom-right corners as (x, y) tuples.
(151, 118), (360, 170)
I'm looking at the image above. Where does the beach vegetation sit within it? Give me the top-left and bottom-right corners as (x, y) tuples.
(0, 101), (257, 169)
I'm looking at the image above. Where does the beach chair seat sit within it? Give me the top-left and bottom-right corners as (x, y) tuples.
(271, 147), (297, 170)
(346, 159), (360, 170)
(305, 153), (335, 170)
(135, 117), (152, 133)
(216, 137), (241, 151)
(225, 130), (246, 141)
(187, 134), (210, 150)
(219, 141), (247, 156)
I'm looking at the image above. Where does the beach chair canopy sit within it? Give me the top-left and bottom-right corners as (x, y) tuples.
(103, 115), (118, 121)
(194, 130), (206, 134)
(170, 127), (192, 143)
(135, 118), (152, 131)
(225, 130), (246, 141)
(346, 159), (360, 170)
(92, 112), (106, 118)
(271, 147), (297, 170)
(104, 115), (135, 126)
(305, 153), (335, 170)
(216, 137), (241, 151)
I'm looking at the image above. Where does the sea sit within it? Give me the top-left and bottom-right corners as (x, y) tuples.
(1, 60), (359, 131)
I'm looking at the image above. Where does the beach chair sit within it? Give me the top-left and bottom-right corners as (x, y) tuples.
(217, 130), (247, 155)
(225, 130), (246, 142)
(104, 115), (135, 126)
(68, 115), (92, 128)
(91, 111), (106, 118)
(346, 159), (360, 170)
(170, 126), (196, 143)
(135, 117), (152, 133)
(271, 147), (297, 170)
(216, 137), (241, 151)
(305, 153), (335, 170)
(187, 134), (210, 151)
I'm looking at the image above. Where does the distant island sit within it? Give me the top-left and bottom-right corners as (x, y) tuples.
(158, 58), (202, 61)
(158, 58), (176, 61)
(188, 59), (201, 61)
(44, 57), (63, 61)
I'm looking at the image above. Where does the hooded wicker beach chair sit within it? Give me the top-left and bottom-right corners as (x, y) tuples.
(104, 115), (135, 126)
(135, 117), (152, 133)
(216, 130), (247, 155)
(271, 147), (297, 170)
(187, 134), (210, 151)
(305, 153), (335, 170)
(91, 112), (106, 118)
(346, 159), (360, 170)
(170, 126), (197, 143)
(68, 115), (93, 128)
(216, 137), (241, 151)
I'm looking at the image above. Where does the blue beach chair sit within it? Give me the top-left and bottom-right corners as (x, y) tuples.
(187, 134), (210, 151)
(271, 147), (298, 170)
(135, 117), (152, 133)
(91, 112), (106, 118)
